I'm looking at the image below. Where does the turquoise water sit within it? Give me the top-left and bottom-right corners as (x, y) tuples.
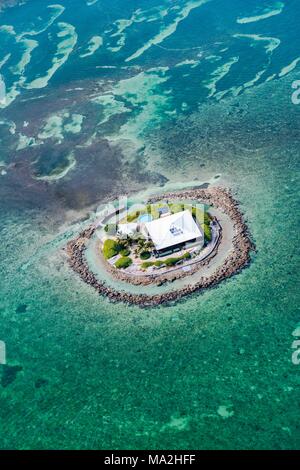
(0, 0), (299, 450)
(138, 214), (153, 223)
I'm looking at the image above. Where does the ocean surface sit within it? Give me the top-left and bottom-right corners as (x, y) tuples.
(0, 0), (299, 449)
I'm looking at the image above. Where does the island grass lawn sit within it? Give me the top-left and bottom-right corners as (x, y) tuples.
(102, 239), (123, 259)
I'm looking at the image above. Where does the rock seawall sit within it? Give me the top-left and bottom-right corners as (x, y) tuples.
(65, 187), (255, 307)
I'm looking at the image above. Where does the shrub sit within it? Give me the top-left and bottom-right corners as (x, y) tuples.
(141, 252), (190, 269)
(161, 252), (191, 267)
(126, 211), (140, 222)
(140, 251), (151, 260)
(120, 248), (131, 257)
(115, 256), (132, 269)
(141, 260), (165, 269)
(146, 204), (160, 220)
(191, 207), (205, 223)
(144, 240), (154, 250)
(203, 224), (212, 242)
(165, 257), (179, 267)
(154, 260), (164, 267)
(190, 207), (212, 242)
(103, 239), (120, 259)
(141, 261), (153, 269)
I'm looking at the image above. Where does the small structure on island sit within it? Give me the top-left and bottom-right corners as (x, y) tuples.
(117, 223), (139, 238)
(66, 187), (254, 306)
(144, 210), (203, 257)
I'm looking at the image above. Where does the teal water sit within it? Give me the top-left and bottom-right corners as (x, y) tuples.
(138, 214), (153, 223)
(0, 0), (299, 449)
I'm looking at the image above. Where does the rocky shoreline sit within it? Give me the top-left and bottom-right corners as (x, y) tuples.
(65, 187), (255, 307)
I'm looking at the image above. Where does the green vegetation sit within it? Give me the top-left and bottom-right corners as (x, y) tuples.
(123, 202), (212, 242)
(102, 238), (133, 267)
(188, 206), (212, 242)
(202, 223), (212, 242)
(154, 260), (164, 267)
(141, 260), (164, 269)
(150, 207), (160, 220)
(120, 248), (131, 257)
(140, 251), (151, 260)
(118, 202), (212, 244)
(137, 238), (146, 248)
(121, 202), (171, 223)
(169, 202), (184, 213)
(102, 237), (133, 259)
(126, 211), (140, 223)
(165, 252), (191, 267)
(141, 261), (154, 269)
(144, 240), (154, 250)
(104, 202), (212, 265)
(115, 256), (133, 269)
(141, 252), (191, 270)
(102, 239), (122, 259)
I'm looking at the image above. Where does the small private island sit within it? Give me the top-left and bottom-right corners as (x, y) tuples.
(66, 187), (254, 307)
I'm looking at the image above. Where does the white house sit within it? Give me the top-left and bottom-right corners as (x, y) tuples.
(144, 210), (203, 255)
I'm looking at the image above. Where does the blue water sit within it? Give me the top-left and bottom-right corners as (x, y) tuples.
(1, 0), (300, 116)
(139, 214), (153, 223)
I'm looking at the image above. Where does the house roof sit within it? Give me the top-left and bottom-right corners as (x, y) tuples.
(145, 210), (203, 251)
